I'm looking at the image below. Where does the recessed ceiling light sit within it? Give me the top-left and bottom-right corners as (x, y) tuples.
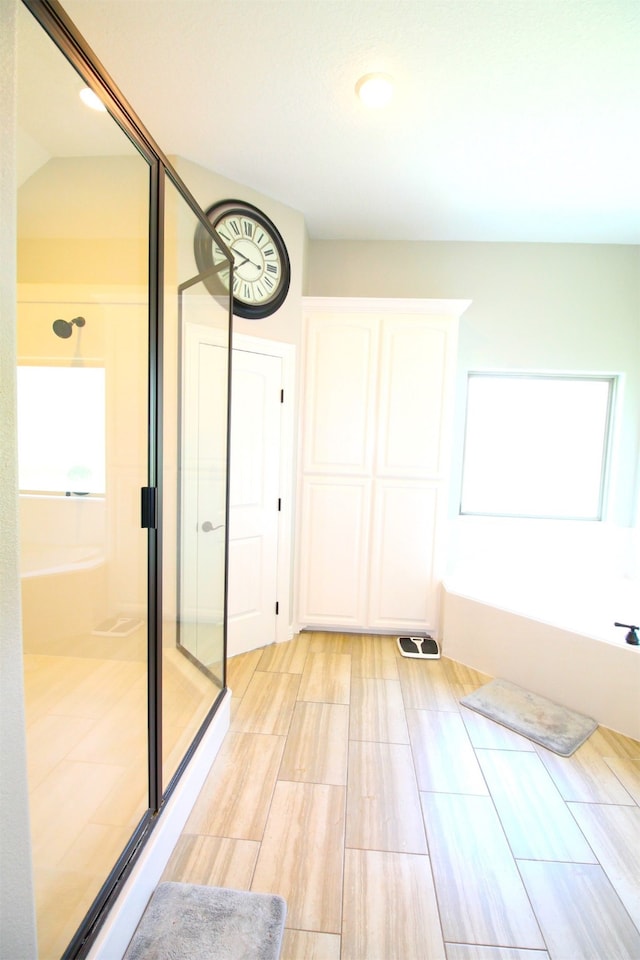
(79, 87), (107, 112)
(355, 73), (394, 109)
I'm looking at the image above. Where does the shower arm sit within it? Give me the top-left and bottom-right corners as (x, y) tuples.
(52, 316), (86, 339)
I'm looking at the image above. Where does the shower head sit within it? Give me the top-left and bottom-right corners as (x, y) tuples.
(53, 316), (86, 339)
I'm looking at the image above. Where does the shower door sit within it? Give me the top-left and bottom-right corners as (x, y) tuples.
(15, 2), (232, 956)
(161, 176), (231, 792)
(16, 4), (152, 955)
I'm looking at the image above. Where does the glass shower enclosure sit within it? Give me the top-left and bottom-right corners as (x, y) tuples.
(15, 1), (232, 956)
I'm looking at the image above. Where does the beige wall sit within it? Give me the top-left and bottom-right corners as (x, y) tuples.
(307, 240), (640, 525)
(17, 152), (152, 625)
(18, 155), (150, 285)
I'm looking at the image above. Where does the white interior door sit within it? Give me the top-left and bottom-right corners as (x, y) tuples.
(181, 321), (228, 674)
(227, 348), (282, 656)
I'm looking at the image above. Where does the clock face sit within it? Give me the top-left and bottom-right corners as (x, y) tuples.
(194, 200), (291, 319)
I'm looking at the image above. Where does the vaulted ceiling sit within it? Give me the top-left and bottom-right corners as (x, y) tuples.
(32, 0), (640, 243)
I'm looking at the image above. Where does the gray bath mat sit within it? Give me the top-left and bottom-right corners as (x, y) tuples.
(460, 678), (597, 756)
(123, 882), (286, 960)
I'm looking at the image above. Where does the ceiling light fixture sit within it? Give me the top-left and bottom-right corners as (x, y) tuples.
(355, 73), (394, 109)
(79, 87), (107, 112)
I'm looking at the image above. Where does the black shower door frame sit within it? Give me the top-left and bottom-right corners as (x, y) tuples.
(20, 2), (234, 957)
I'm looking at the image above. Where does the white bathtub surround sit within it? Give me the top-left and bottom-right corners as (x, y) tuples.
(443, 517), (640, 740)
(442, 589), (640, 741)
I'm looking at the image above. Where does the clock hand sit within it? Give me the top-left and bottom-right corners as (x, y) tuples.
(242, 254), (262, 271)
(232, 249), (263, 272)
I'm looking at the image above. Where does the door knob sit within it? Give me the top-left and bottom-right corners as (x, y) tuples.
(201, 520), (223, 532)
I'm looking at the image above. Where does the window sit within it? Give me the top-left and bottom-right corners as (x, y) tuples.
(460, 373), (614, 520)
(17, 365), (106, 494)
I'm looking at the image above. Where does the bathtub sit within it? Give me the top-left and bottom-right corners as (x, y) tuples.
(20, 496), (108, 651)
(442, 578), (640, 741)
(442, 519), (640, 741)
(21, 543), (104, 579)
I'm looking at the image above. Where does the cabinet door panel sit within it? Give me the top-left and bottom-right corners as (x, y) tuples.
(377, 319), (448, 478)
(303, 315), (378, 474)
(368, 481), (440, 631)
(299, 477), (370, 626)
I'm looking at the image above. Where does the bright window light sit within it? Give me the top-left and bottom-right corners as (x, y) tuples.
(460, 373), (614, 520)
(17, 366), (106, 494)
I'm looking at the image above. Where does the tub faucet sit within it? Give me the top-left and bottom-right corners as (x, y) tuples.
(614, 622), (639, 645)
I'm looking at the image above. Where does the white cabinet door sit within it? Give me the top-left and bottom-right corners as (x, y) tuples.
(302, 313), (378, 474)
(376, 318), (450, 478)
(298, 476), (371, 627)
(298, 301), (460, 636)
(367, 480), (440, 630)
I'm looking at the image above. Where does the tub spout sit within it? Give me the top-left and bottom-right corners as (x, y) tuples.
(614, 622), (639, 645)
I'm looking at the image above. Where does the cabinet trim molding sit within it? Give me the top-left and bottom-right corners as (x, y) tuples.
(303, 296), (471, 318)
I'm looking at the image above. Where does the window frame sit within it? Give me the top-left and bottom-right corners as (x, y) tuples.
(16, 359), (107, 498)
(459, 371), (616, 521)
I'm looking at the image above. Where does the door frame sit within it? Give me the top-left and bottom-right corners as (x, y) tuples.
(232, 333), (296, 646)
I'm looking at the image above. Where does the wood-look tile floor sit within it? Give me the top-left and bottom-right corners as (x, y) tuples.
(162, 631), (640, 960)
(23, 631), (220, 960)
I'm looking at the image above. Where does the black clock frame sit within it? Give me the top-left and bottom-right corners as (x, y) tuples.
(194, 199), (291, 319)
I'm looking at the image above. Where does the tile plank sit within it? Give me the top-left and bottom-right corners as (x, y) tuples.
(257, 634), (311, 674)
(442, 658), (492, 696)
(161, 834), (260, 889)
(184, 731), (285, 840)
(297, 652), (351, 704)
(460, 705), (537, 751)
(351, 634), (399, 680)
(477, 749), (596, 862)
(422, 792), (544, 949)
(252, 781), (345, 933)
(535, 739), (636, 804)
(342, 849), (445, 960)
(280, 930), (341, 959)
(347, 741), (427, 854)
(226, 648), (263, 698)
(519, 859), (640, 959)
(350, 678), (409, 744)
(231, 671), (300, 735)
(408, 709), (488, 795)
(279, 701), (349, 785)
(604, 757), (640, 804)
(446, 946), (549, 960)
(397, 656), (459, 711)
(590, 726), (640, 759)
(306, 631), (353, 654)
(568, 801), (640, 926)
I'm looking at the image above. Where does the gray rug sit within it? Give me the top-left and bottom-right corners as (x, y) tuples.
(123, 882), (286, 960)
(460, 678), (598, 756)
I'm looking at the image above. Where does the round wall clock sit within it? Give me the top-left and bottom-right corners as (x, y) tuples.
(194, 199), (291, 319)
